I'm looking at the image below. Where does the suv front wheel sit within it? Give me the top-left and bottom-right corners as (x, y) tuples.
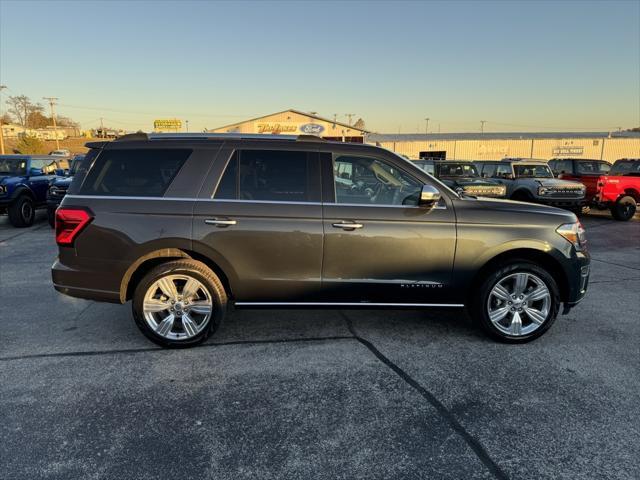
(132, 259), (227, 348)
(472, 261), (560, 343)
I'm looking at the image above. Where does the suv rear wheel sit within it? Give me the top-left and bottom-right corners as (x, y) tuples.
(472, 261), (560, 343)
(8, 195), (35, 228)
(610, 195), (636, 221)
(132, 259), (227, 348)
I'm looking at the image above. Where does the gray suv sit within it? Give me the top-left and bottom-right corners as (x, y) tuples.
(52, 134), (590, 347)
(475, 159), (586, 212)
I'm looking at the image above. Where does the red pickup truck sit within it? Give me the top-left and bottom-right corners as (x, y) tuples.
(592, 159), (640, 221)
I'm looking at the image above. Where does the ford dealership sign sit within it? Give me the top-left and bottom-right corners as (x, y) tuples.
(299, 123), (325, 135)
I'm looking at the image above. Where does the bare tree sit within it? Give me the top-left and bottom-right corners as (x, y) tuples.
(5, 95), (44, 128)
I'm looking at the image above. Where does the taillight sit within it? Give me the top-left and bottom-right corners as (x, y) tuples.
(55, 207), (93, 246)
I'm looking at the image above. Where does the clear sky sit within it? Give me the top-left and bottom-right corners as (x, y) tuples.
(1, 0), (638, 133)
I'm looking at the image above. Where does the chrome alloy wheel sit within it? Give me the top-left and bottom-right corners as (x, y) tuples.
(142, 274), (213, 340)
(487, 272), (551, 337)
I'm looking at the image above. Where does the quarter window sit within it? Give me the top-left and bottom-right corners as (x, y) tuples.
(333, 155), (422, 206)
(79, 149), (190, 197)
(214, 150), (317, 202)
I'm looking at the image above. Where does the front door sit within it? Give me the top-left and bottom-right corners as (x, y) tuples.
(321, 152), (458, 304)
(193, 147), (323, 303)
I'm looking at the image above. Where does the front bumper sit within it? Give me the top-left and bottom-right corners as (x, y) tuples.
(562, 252), (590, 313)
(537, 197), (586, 208)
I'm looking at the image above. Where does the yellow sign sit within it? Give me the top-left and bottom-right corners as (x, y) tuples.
(256, 122), (298, 134)
(154, 119), (182, 130)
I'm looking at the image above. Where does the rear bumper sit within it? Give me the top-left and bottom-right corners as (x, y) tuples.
(52, 259), (122, 303)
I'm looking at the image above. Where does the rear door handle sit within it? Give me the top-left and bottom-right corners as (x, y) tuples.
(332, 221), (363, 230)
(204, 218), (237, 227)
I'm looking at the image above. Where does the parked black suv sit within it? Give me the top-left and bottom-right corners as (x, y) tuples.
(52, 133), (590, 347)
(413, 159), (507, 198)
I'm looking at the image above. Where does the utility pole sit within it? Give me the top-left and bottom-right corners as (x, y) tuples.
(43, 97), (60, 149)
(424, 117), (430, 135)
(480, 120), (487, 134)
(185, 120), (189, 132)
(345, 113), (355, 126)
(100, 117), (104, 138)
(0, 85), (7, 154)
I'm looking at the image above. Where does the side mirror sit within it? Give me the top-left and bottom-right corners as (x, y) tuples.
(419, 185), (441, 207)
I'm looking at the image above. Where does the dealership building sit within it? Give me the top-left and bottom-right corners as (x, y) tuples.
(367, 132), (640, 162)
(209, 109), (368, 142)
(209, 109), (639, 162)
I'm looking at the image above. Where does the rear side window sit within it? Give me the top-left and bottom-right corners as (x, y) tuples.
(214, 149), (318, 202)
(79, 149), (190, 197)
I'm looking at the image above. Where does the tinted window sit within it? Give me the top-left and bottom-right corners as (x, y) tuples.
(576, 161), (610, 174)
(214, 150), (316, 202)
(30, 158), (58, 172)
(551, 159), (572, 174)
(484, 163), (512, 179)
(438, 163), (479, 177)
(413, 160), (435, 175)
(514, 165), (553, 178)
(333, 155), (422, 206)
(0, 157), (27, 175)
(79, 149), (190, 197)
(478, 163), (495, 177)
(610, 160), (640, 175)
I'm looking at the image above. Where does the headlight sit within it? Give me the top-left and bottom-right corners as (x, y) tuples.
(0, 185), (6, 195)
(556, 222), (587, 251)
(538, 187), (550, 195)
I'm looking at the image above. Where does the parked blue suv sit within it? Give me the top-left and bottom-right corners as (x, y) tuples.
(47, 154), (85, 227)
(0, 155), (63, 227)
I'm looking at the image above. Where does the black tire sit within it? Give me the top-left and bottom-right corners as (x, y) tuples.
(610, 195), (636, 221)
(511, 190), (533, 202)
(47, 206), (57, 228)
(8, 195), (35, 228)
(132, 259), (227, 348)
(471, 261), (560, 343)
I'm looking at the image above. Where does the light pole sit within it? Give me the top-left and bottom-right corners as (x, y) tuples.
(424, 117), (430, 135)
(43, 97), (60, 149)
(0, 85), (7, 154)
(480, 120), (487, 134)
(185, 120), (189, 132)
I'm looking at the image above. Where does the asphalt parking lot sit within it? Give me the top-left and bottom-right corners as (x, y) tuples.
(1, 210), (639, 480)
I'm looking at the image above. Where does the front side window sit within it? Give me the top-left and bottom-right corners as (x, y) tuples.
(333, 155), (422, 206)
(514, 164), (553, 178)
(79, 149), (190, 197)
(214, 149), (316, 202)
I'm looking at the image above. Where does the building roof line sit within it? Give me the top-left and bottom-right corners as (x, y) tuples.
(209, 108), (369, 133)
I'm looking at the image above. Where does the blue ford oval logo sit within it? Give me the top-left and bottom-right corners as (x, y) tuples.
(299, 123), (325, 135)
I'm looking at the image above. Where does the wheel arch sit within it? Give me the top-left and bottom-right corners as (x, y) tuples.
(10, 185), (36, 202)
(622, 188), (640, 201)
(121, 248), (235, 303)
(468, 248), (569, 304)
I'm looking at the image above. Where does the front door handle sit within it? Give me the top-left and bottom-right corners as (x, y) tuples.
(204, 218), (237, 227)
(332, 221), (363, 230)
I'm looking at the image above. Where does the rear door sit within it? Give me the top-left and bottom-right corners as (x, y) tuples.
(193, 144), (323, 303)
(320, 149), (457, 304)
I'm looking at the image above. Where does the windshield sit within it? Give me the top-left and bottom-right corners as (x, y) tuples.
(0, 158), (27, 175)
(438, 163), (479, 177)
(514, 164), (554, 178)
(610, 160), (640, 176)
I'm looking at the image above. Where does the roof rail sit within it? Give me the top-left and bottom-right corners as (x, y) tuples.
(114, 132), (328, 142)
